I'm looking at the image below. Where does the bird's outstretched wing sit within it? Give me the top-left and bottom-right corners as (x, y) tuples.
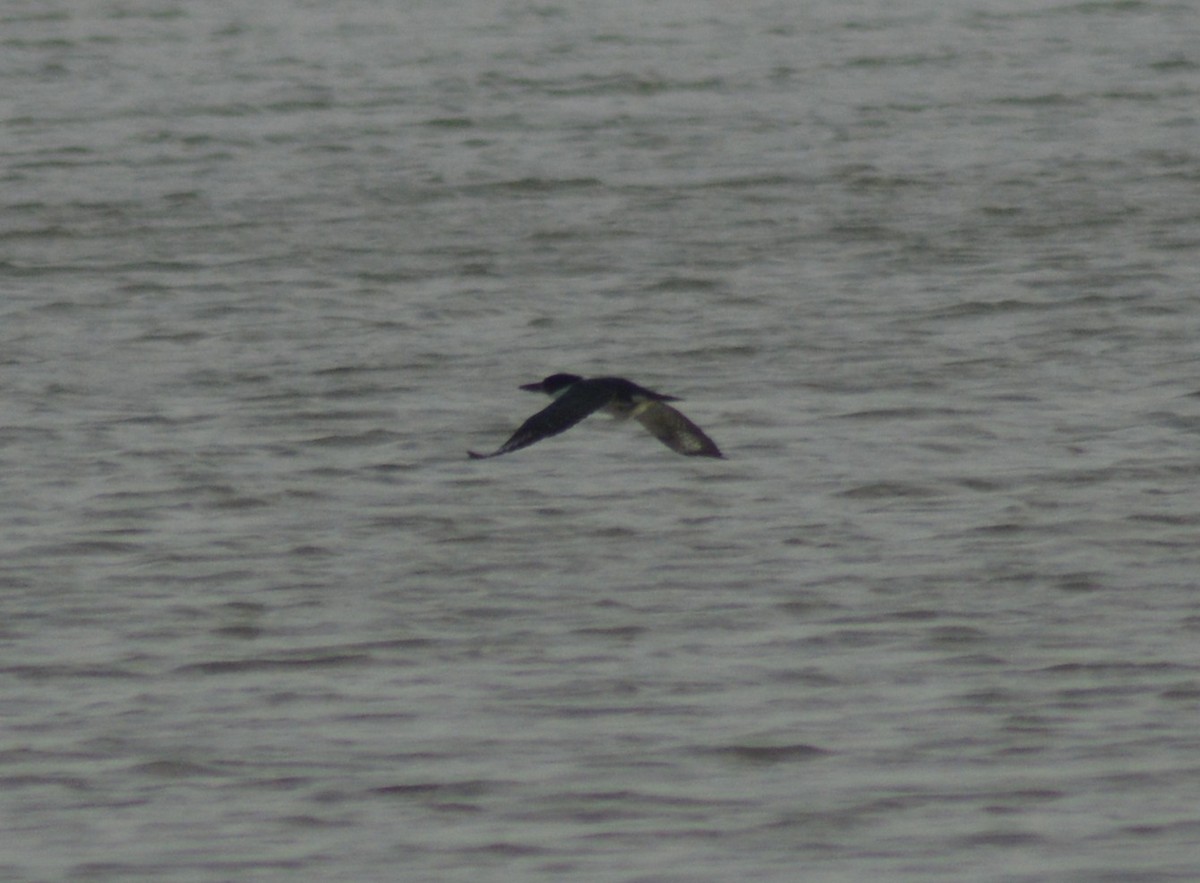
(468, 383), (614, 459)
(632, 401), (724, 458)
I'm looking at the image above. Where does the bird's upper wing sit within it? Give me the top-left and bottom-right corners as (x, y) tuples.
(468, 383), (614, 459)
(632, 401), (724, 458)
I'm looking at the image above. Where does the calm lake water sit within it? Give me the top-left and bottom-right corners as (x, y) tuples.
(3, 1), (1200, 881)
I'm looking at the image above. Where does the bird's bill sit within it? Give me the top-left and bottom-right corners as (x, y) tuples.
(518, 382), (544, 392)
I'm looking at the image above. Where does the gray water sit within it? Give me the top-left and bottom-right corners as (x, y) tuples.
(3, 1), (1200, 880)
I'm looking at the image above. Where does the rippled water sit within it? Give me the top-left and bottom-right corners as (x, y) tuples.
(3, 1), (1200, 881)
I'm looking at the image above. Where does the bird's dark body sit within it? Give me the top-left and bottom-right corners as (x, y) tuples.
(468, 374), (723, 460)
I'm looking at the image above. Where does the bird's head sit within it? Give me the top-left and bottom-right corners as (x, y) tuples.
(520, 373), (582, 396)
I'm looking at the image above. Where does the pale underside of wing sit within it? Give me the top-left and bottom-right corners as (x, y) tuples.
(632, 401), (724, 458)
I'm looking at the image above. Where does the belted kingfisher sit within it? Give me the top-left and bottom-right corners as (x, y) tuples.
(468, 373), (724, 459)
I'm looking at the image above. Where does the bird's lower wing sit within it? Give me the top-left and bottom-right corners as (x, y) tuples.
(468, 385), (612, 459)
(633, 402), (724, 458)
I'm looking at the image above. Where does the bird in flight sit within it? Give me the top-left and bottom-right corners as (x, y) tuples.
(468, 373), (724, 460)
